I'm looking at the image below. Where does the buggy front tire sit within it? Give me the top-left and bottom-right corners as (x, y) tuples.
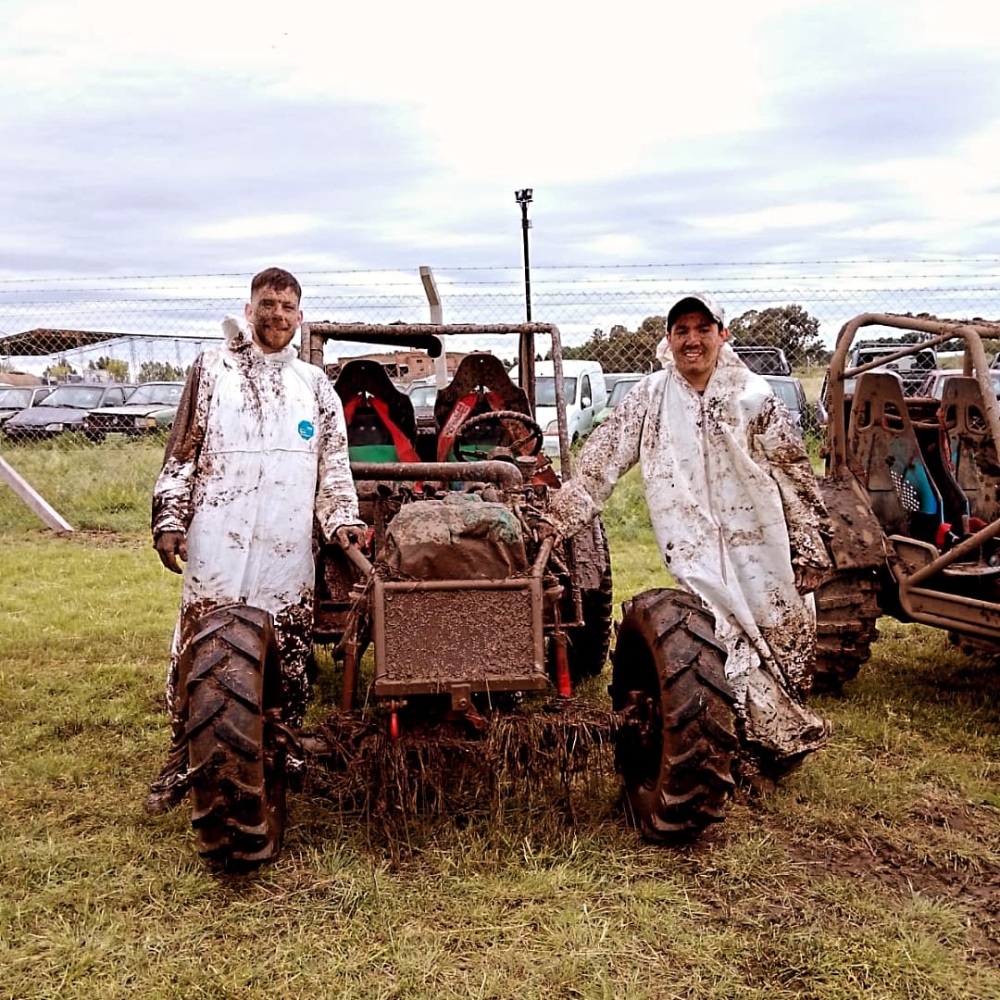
(611, 588), (739, 843)
(184, 604), (287, 868)
(812, 568), (881, 693)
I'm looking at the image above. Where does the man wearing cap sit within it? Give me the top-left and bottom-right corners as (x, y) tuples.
(547, 293), (833, 777)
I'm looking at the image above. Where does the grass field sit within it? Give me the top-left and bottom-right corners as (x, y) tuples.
(1, 441), (999, 999)
(796, 369), (826, 406)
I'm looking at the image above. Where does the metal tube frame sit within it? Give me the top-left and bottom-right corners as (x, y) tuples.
(350, 459), (523, 490)
(827, 313), (1000, 470)
(302, 320), (574, 475)
(827, 313), (1000, 639)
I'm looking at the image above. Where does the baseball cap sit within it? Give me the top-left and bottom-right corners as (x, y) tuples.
(667, 293), (725, 330)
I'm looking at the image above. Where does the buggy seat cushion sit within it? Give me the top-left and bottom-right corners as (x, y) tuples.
(434, 354), (532, 462)
(334, 359), (419, 462)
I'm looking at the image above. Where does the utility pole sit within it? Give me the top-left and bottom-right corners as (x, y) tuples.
(514, 188), (533, 322)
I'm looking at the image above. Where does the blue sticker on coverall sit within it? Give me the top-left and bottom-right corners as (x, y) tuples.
(298, 420), (315, 440)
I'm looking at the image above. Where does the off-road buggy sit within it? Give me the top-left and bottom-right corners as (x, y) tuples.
(813, 312), (1000, 692)
(180, 322), (741, 868)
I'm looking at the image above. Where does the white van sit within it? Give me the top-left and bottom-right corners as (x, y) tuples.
(510, 359), (607, 458)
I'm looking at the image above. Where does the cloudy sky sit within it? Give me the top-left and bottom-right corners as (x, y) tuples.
(3, 0), (999, 287)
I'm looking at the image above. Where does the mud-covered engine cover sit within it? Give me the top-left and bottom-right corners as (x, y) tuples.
(372, 494), (546, 696)
(382, 493), (528, 580)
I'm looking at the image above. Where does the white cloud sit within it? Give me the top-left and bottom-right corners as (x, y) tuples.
(845, 122), (1000, 248)
(578, 234), (647, 257)
(684, 202), (855, 236)
(191, 214), (318, 240)
(2, 0), (1000, 282)
(1, 0), (811, 187)
(911, 0), (1000, 49)
(374, 225), (509, 252)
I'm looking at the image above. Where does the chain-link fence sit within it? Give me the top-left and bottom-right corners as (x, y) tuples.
(3, 261), (1000, 532)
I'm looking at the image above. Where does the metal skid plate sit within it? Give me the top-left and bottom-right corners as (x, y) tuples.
(372, 577), (549, 698)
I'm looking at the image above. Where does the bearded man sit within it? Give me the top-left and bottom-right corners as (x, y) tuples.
(146, 267), (363, 813)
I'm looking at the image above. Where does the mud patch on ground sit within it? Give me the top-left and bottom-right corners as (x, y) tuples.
(771, 805), (1000, 961)
(71, 529), (151, 550)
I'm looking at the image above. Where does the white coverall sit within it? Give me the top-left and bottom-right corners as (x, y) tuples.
(152, 320), (361, 729)
(548, 343), (832, 764)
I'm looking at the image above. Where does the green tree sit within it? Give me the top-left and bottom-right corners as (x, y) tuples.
(728, 305), (826, 365)
(561, 316), (664, 373)
(858, 332), (942, 347)
(139, 360), (187, 383)
(88, 356), (130, 382)
(44, 359), (76, 379)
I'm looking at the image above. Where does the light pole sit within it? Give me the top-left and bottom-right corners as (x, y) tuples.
(514, 188), (533, 322)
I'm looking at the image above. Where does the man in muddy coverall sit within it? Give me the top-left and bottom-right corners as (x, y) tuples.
(547, 293), (833, 776)
(146, 267), (364, 813)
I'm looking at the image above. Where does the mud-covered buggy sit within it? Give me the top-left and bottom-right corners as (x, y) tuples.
(182, 322), (739, 867)
(814, 312), (1000, 691)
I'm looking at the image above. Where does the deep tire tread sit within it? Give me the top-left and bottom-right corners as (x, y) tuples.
(184, 605), (286, 868)
(812, 569), (881, 693)
(217, 670), (262, 708)
(612, 588), (739, 844)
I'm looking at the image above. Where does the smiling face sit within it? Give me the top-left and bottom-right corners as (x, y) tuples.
(667, 309), (729, 391)
(245, 283), (302, 354)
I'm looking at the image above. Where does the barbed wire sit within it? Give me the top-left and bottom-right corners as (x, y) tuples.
(2, 257), (1000, 285)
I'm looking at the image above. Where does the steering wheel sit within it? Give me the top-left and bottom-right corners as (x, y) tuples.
(454, 410), (544, 462)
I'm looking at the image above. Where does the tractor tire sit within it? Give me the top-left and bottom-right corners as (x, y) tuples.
(611, 588), (739, 843)
(812, 568), (881, 694)
(184, 604), (287, 868)
(566, 517), (614, 682)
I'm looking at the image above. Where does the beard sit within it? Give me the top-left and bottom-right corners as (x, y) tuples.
(252, 317), (296, 352)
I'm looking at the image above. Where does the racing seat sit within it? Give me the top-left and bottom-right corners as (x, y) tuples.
(334, 360), (420, 463)
(848, 371), (944, 542)
(941, 375), (1000, 526)
(433, 353), (533, 462)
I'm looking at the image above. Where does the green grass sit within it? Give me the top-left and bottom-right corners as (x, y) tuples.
(795, 370), (826, 407)
(1, 445), (999, 998)
(1, 435), (166, 534)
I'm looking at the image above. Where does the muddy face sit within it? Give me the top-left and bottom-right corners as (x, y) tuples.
(667, 310), (729, 391)
(245, 284), (302, 354)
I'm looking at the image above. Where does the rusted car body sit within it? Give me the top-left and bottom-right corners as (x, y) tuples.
(304, 323), (598, 705)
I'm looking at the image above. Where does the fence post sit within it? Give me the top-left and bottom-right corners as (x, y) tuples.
(0, 455), (73, 533)
(419, 266), (448, 388)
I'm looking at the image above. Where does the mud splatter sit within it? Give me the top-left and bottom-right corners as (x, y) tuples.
(164, 596), (228, 729)
(273, 600), (316, 728)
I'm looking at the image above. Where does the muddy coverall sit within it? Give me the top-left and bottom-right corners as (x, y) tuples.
(548, 343), (832, 764)
(151, 320), (361, 731)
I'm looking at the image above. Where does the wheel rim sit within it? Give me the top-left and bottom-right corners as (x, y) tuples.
(614, 629), (663, 791)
